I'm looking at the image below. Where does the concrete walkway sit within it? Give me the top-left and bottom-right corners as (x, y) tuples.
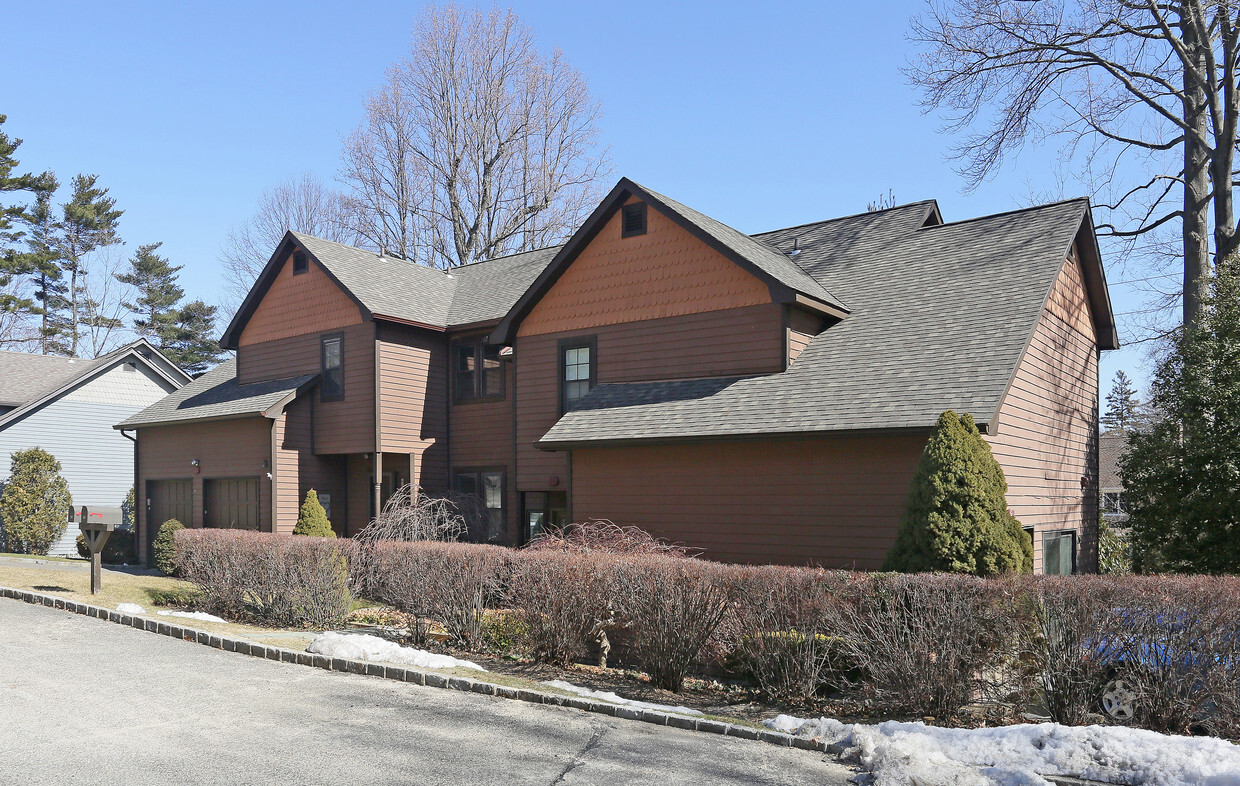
(0, 599), (856, 785)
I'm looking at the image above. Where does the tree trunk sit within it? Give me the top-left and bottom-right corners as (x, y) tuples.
(1183, 8), (1213, 328)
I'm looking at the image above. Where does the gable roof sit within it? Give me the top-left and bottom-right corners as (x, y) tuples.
(115, 358), (314, 429)
(1100, 433), (1128, 489)
(0, 340), (192, 428)
(539, 198), (1114, 447)
(490, 178), (850, 343)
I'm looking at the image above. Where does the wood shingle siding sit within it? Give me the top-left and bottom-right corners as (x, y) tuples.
(516, 198), (773, 338)
(570, 434), (926, 568)
(238, 252), (363, 346)
(986, 252), (1100, 572)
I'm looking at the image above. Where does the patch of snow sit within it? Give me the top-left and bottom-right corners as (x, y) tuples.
(765, 715), (1240, 786)
(116, 603), (146, 615)
(306, 632), (486, 672)
(156, 610), (229, 623)
(543, 680), (704, 717)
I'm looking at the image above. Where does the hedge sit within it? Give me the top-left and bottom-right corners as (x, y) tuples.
(172, 529), (1240, 733)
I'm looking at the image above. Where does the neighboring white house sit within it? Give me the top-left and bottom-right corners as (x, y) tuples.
(0, 340), (191, 555)
(1099, 433), (1129, 527)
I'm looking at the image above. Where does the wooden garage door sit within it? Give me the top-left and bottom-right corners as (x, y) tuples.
(204, 478), (261, 530)
(147, 479), (193, 553)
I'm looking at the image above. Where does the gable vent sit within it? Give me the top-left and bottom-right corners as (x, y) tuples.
(621, 202), (647, 238)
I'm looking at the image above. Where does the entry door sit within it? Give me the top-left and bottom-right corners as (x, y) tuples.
(147, 479), (193, 555)
(204, 478), (261, 530)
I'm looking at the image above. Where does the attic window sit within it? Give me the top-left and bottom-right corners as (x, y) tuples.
(292, 250), (309, 275)
(621, 202), (647, 238)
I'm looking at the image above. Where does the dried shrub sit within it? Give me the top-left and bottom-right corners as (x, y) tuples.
(509, 550), (620, 665)
(728, 566), (857, 705)
(175, 529), (354, 629)
(362, 540), (511, 649)
(830, 573), (1017, 720)
(355, 485), (469, 543)
(621, 555), (738, 692)
(526, 518), (697, 557)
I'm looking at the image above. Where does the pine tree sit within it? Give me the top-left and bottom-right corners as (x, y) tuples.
(117, 242), (184, 343)
(162, 299), (223, 377)
(0, 115), (57, 336)
(884, 411), (1033, 575)
(1122, 261), (1240, 574)
(1101, 370), (1141, 435)
(294, 489), (335, 537)
(0, 447), (72, 555)
(56, 174), (122, 356)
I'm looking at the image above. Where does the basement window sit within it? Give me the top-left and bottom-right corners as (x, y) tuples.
(621, 202), (647, 238)
(1043, 530), (1077, 576)
(293, 250), (309, 275)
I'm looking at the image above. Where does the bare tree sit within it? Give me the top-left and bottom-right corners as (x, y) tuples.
(340, 4), (610, 269)
(219, 172), (355, 311)
(78, 247), (133, 358)
(909, 0), (1240, 329)
(0, 275), (38, 350)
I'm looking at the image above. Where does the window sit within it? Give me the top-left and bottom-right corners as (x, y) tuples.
(454, 469), (505, 543)
(452, 338), (504, 401)
(320, 334), (344, 400)
(292, 250), (309, 275)
(621, 202), (647, 237)
(1102, 492), (1127, 514)
(559, 337), (596, 412)
(1043, 530), (1076, 576)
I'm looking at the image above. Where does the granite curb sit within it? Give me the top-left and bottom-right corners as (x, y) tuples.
(0, 586), (822, 754)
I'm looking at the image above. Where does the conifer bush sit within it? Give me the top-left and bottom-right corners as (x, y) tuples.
(153, 519), (184, 575)
(293, 489), (335, 537)
(884, 411), (1032, 575)
(0, 447), (72, 555)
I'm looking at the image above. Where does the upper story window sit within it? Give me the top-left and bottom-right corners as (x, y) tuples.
(621, 202), (647, 238)
(453, 339), (504, 401)
(292, 250), (309, 275)
(559, 337), (596, 412)
(321, 333), (344, 401)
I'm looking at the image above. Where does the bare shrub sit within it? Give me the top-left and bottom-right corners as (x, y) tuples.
(175, 530), (354, 629)
(621, 555), (739, 692)
(526, 518), (697, 557)
(729, 566), (856, 705)
(830, 573), (1017, 720)
(509, 550), (620, 666)
(355, 485), (468, 543)
(363, 540), (511, 650)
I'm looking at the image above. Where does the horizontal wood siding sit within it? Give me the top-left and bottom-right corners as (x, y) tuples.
(517, 196), (772, 337)
(274, 399), (348, 535)
(239, 252), (362, 346)
(237, 323), (375, 454)
(570, 434), (927, 567)
(135, 417), (272, 563)
(985, 252), (1100, 573)
(377, 323), (448, 493)
(787, 307), (826, 367)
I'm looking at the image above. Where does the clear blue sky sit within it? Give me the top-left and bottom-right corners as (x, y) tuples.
(3, 0), (1149, 389)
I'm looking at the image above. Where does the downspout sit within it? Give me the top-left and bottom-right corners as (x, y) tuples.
(269, 418), (278, 534)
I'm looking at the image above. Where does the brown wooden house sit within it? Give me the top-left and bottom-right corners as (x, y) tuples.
(118, 178), (1117, 573)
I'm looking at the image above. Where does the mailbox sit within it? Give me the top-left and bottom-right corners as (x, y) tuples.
(77, 507), (114, 595)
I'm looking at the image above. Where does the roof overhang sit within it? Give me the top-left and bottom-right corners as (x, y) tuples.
(490, 178), (848, 344)
(535, 423), (938, 451)
(1075, 206), (1120, 351)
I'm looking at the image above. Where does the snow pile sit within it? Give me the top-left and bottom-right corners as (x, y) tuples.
(306, 632), (486, 672)
(765, 715), (1240, 785)
(116, 603), (146, 615)
(156, 610), (229, 623)
(543, 680), (704, 717)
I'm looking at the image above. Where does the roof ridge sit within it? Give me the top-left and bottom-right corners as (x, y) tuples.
(922, 197), (1088, 231)
(751, 200), (940, 238)
(290, 231), (449, 274)
(451, 243), (564, 270)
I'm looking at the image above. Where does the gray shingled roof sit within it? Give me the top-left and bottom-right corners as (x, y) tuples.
(634, 181), (849, 312)
(116, 359), (313, 429)
(1100, 434), (1129, 489)
(448, 245), (562, 326)
(539, 199), (1092, 446)
(0, 351), (99, 407)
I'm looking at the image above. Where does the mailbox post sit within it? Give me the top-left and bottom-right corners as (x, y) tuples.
(77, 506), (114, 595)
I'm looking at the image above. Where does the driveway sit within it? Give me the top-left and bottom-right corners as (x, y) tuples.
(0, 599), (855, 785)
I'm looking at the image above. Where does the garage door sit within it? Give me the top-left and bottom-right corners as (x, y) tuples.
(204, 478), (261, 530)
(147, 479), (193, 557)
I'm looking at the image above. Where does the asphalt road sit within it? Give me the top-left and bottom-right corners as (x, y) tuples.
(0, 599), (855, 785)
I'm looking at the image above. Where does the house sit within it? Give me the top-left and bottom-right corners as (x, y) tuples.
(119, 178), (1117, 573)
(0, 339), (190, 555)
(1099, 433), (1130, 527)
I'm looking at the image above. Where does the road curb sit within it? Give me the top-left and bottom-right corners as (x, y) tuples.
(0, 586), (823, 753)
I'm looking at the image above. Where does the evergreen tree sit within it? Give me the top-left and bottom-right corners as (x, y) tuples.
(884, 411), (1033, 576)
(1101, 370), (1142, 435)
(56, 174), (122, 356)
(163, 299), (223, 377)
(294, 489), (336, 537)
(0, 447), (72, 555)
(1121, 261), (1240, 574)
(0, 115), (56, 333)
(117, 242), (184, 342)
